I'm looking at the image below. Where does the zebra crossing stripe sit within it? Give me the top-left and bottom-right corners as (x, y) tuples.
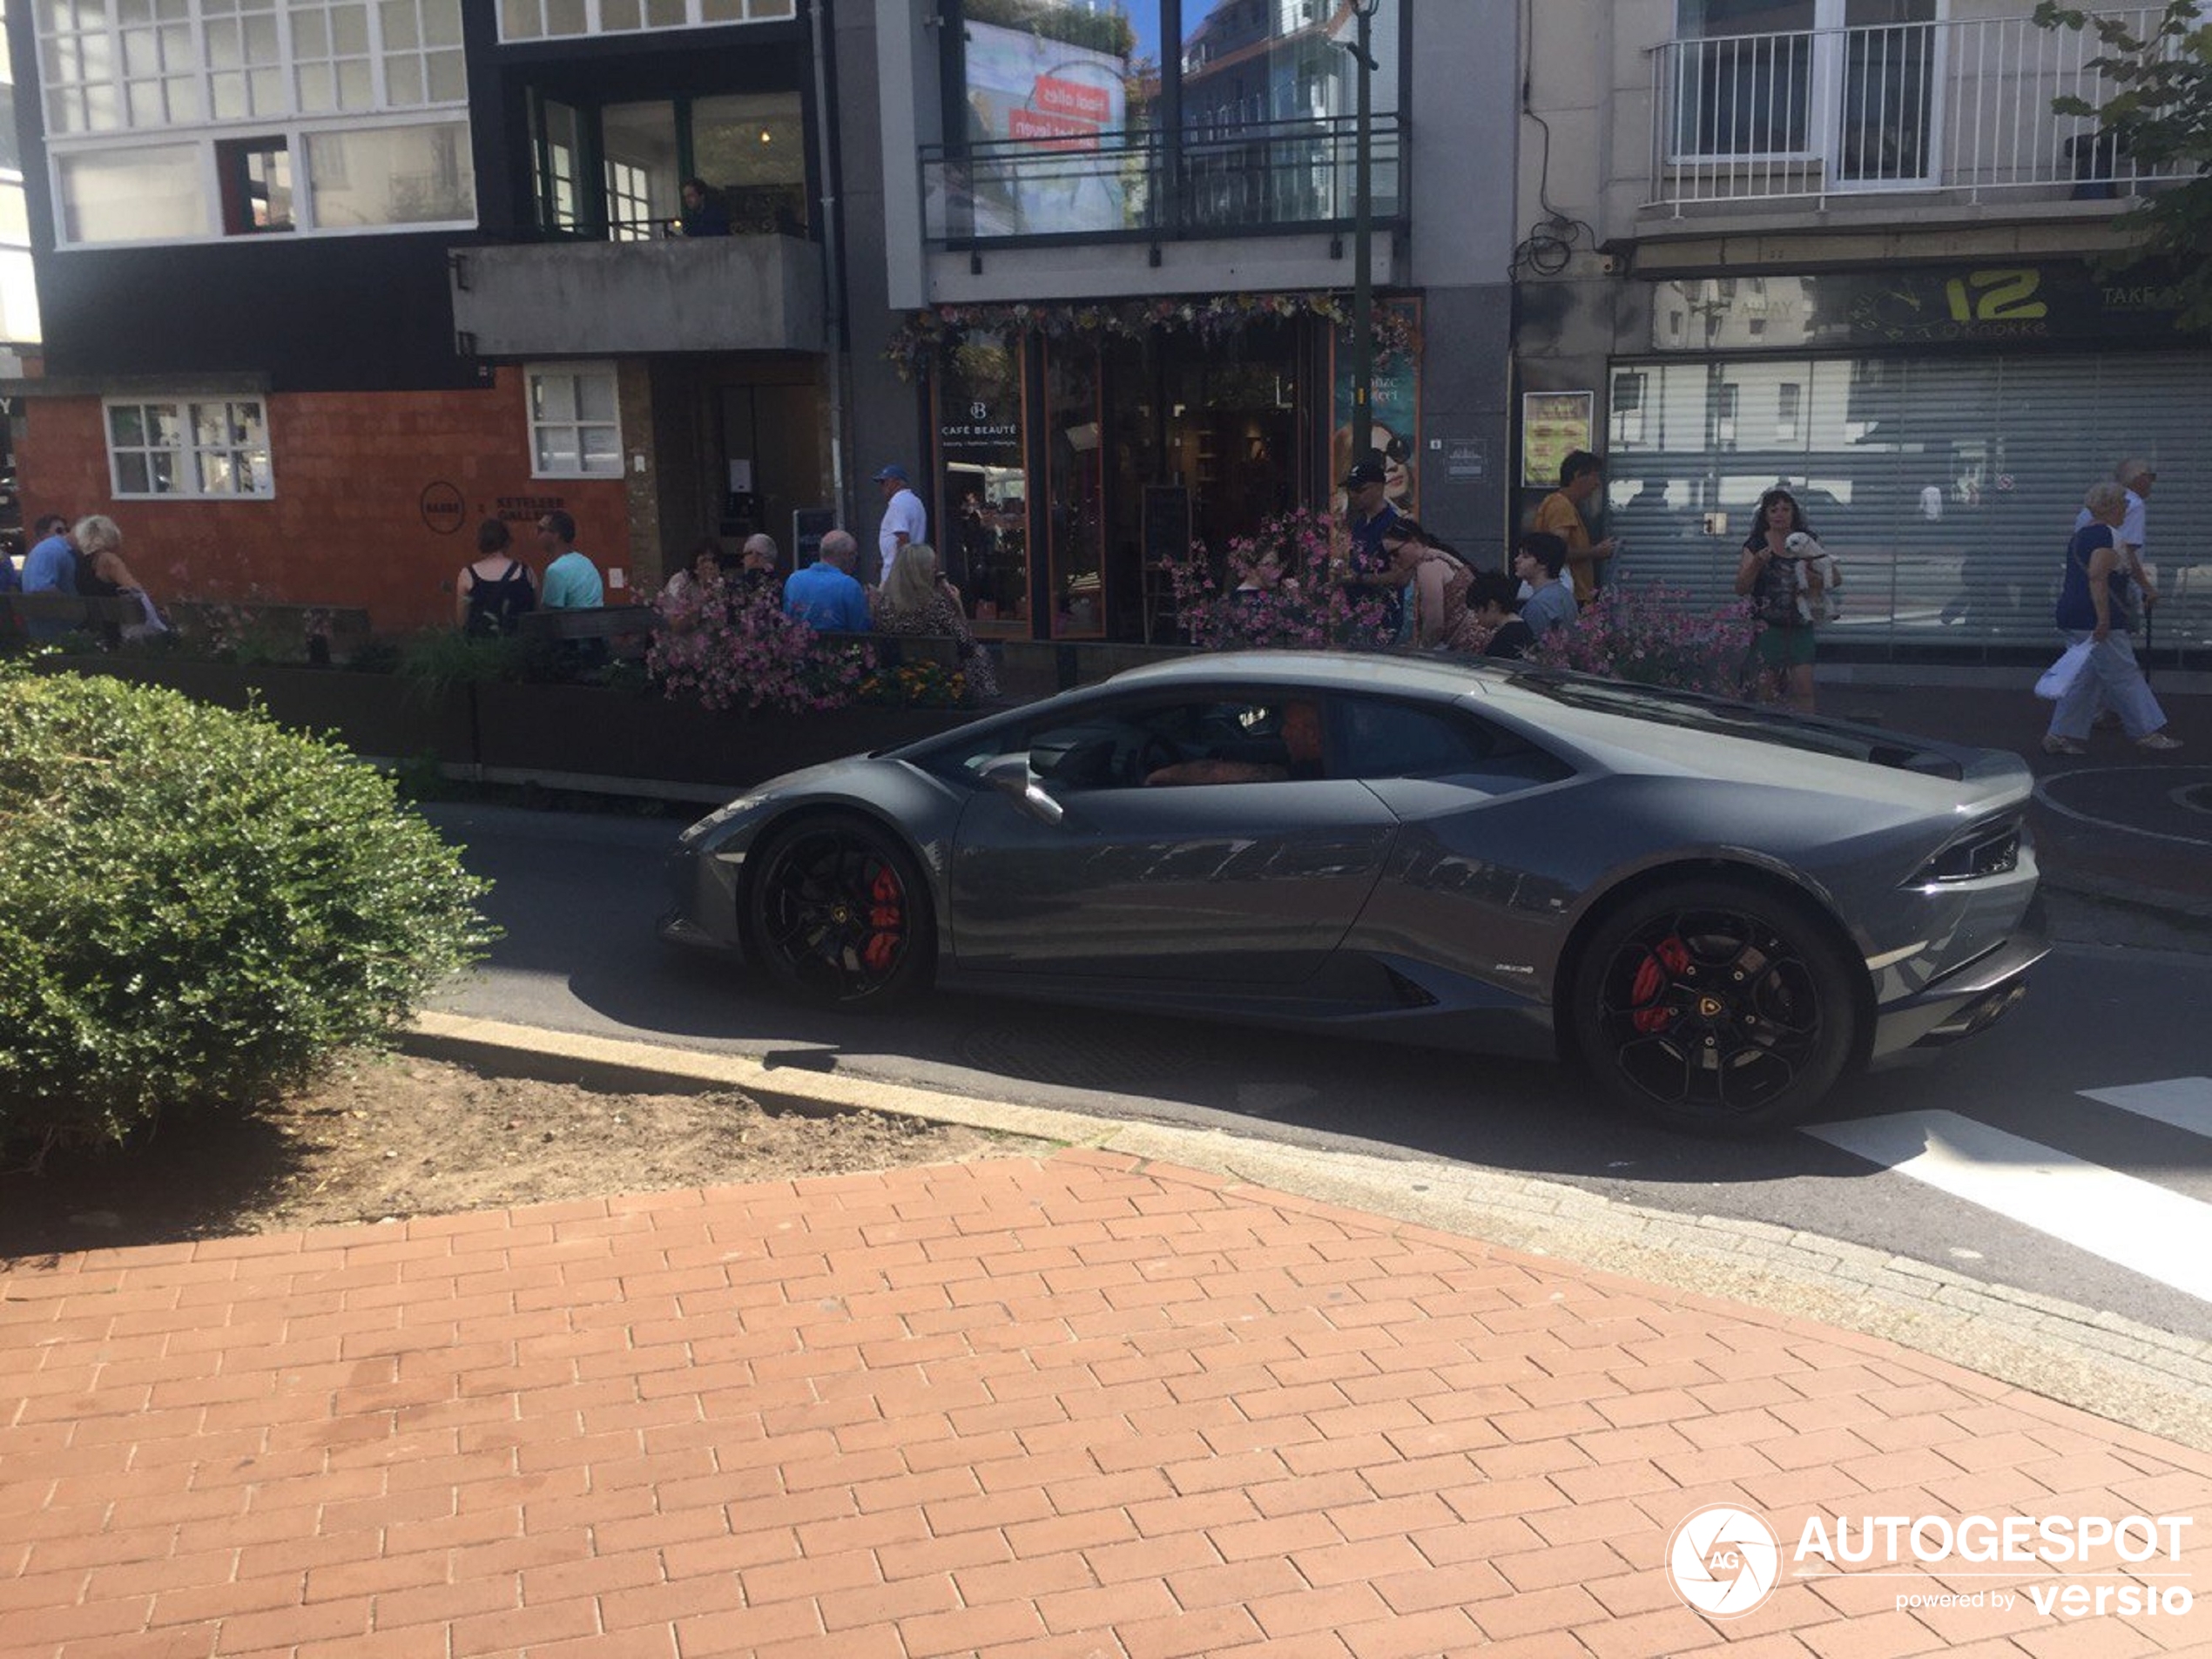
(2080, 1077), (2212, 1139)
(1802, 1109), (2212, 1305)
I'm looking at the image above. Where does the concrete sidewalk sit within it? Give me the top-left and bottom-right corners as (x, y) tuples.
(6, 1142), (2212, 1659)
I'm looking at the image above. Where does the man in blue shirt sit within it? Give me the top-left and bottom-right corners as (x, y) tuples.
(535, 509), (605, 609)
(783, 529), (870, 632)
(1514, 531), (1579, 638)
(1339, 454), (1406, 645)
(22, 516), (77, 594)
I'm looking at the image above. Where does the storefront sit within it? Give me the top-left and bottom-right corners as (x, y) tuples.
(1596, 261), (2207, 663)
(894, 294), (1421, 643)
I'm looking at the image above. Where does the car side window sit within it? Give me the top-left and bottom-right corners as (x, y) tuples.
(1332, 697), (1571, 785)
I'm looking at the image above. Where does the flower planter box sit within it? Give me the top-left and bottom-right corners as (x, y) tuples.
(31, 656), (981, 791)
(469, 682), (976, 788)
(35, 657), (477, 763)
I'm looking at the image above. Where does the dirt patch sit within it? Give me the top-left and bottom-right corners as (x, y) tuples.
(0, 1052), (1042, 1261)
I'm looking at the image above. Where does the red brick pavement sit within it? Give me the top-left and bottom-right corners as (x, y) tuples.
(3, 1150), (2209, 1659)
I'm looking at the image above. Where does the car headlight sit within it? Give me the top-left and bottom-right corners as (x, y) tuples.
(679, 793), (765, 848)
(1911, 818), (2021, 885)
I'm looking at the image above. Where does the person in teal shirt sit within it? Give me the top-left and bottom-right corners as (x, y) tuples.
(536, 509), (605, 609)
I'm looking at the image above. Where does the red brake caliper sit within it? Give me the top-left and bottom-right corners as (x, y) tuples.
(861, 866), (904, 975)
(1629, 937), (1690, 1034)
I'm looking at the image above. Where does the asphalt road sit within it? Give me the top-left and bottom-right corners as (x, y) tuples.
(424, 802), (2212, 1345)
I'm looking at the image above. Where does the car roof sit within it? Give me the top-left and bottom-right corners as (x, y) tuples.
(1107, 650), (1509, 700)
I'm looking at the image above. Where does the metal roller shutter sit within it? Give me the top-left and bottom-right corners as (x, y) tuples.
(1602, 350), (2209, 658)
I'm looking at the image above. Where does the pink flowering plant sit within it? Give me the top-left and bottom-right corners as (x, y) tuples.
(646, 578), (871, 713)
(1164, 507), (1399, 651)
(887, 293), (1418, 381)
(1524, 583), (1757, 698)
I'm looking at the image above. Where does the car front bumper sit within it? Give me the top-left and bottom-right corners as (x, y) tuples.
(1866, 894), (2049, 1064)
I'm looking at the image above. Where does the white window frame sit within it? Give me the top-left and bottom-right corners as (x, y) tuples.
(36, 0), (475, 248)
(526, 363), (623, 481)
(496, 0), (796, 41)
(104, 395), (275, 501)
(1668, 0), (1946, 187)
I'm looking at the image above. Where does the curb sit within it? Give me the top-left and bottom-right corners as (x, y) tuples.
(2041, 866), (2212, 929)
(404, 1010), (2212, 1453)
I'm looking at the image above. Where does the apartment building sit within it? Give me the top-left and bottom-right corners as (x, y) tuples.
(4, 0), (832, 631)
(843, 0), (1519, 644)
(1515, 0), (2206, 665)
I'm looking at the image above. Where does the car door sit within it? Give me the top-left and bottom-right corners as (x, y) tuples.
(946, 691), (1399, 983)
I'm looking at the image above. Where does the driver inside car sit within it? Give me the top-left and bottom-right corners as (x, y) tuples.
(1144, 699), (1325, 786)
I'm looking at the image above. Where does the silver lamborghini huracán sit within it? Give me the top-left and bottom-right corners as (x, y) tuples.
(664, 652), (2045, 1132)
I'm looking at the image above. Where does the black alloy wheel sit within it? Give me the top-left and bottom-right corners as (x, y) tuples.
(745, 816), (934, 1008)
(1571, 878), (1858, 1133)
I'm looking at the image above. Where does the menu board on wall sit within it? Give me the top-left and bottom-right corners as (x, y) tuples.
(1521, 391), (1594, 488)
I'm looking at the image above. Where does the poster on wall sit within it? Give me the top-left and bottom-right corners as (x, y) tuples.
(1521, 391), (1594, 488)
(1330, 297), (1423, 518)
(959, 19), (1129, 236)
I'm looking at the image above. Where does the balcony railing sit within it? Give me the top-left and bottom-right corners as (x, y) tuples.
(921, 114), (1405, 247)
(1647, 8), (2192, 212)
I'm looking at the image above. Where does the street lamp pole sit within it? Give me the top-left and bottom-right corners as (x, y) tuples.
(1348, 0), (1382, 462)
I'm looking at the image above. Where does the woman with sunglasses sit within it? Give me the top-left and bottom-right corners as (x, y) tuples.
(1736, 487), (1822, 712)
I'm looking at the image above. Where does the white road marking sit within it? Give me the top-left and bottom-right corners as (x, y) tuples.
(2080, 1076), (2212, 1139)
(1803, 1109), (2212, 1304)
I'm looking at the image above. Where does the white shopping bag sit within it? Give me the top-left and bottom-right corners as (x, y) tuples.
(2034, 639), (2094, 701)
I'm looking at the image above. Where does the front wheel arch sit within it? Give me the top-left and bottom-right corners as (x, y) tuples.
(1555, 863), (1874, 1130)
(1555, 860), (1873, 1062)
(738, 806), (940, 1008)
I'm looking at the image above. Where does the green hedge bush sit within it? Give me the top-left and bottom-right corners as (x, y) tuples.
(0, 667), (492, 1160)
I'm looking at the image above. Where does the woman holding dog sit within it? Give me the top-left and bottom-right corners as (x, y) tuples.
(1735, 487), (1824, 713)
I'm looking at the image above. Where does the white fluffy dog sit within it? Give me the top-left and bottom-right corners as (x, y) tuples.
(1784, 530), (1841, 623)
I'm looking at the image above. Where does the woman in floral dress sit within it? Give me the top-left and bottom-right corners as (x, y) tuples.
(870, 542), (999, 704)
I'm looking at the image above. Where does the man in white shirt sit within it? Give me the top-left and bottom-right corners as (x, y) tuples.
(873, 464), (927, 588)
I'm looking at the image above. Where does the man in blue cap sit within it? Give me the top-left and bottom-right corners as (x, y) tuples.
(874, 463), (926, 589)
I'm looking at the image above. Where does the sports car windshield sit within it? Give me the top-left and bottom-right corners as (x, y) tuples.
(1503, 670), (1966, 779)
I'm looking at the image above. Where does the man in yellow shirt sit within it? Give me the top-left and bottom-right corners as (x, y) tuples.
(1532, 449), (1618, 605)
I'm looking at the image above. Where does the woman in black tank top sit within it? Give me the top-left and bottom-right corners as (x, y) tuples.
(456, 517), (537, 637)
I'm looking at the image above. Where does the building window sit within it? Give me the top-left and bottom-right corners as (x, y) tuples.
(205, 1), (287, 122)
(1669, 0), (1938, 182)
(105, 398), (273, 498)
(216, 135), (293, 232)
(497, 0), (796, 38)
(37, 0), (473, 245)
(58, 144), (207, 242)
(305, 122), (473, 226)
(528, 365), (621, 478)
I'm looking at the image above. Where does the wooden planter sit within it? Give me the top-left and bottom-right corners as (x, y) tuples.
(37, 657), (476, 763)
(469, 682), (975, 787)
(34, 656), (978, 790)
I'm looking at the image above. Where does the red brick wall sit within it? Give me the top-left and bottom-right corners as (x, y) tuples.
(14, 372), (636, 633)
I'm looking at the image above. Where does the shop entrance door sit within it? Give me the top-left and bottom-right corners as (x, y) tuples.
(1167, 347), (1299, 563)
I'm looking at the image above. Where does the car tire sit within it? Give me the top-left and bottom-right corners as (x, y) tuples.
(744, 813), (934, 1010)
(1568, 876), (1859, 1134)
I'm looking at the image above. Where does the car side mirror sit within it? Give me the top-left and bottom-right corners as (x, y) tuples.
(981, 752), (1063, 825)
